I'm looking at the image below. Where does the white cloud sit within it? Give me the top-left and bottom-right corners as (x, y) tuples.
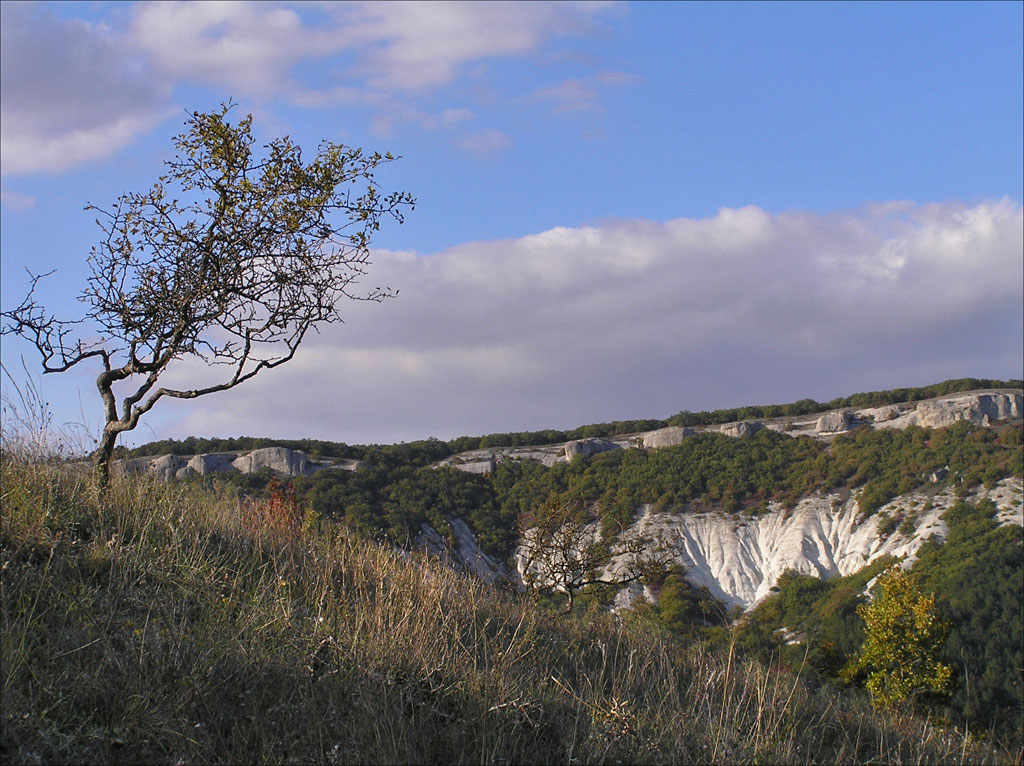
(165, 200), (1023, 444)
(420, 108), (475, 130)
(128, 1), (338, 94)
(452, 128), (512, 159)
(128, 1), (612, 98)
(0, 3), (170, 175)
(1, 2), (627, 174)
(531, 78), (599, 113)
(2, 110), (170, 176)
(530, 70), (637, 114)
(0, 190), (36, 211)
(332, 1), (602, 91)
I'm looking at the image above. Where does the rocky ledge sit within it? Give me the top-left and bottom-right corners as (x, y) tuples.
(113, 446), (365, 481)
(436, 390), (1022, 474)
(116, 390), (1021, 482)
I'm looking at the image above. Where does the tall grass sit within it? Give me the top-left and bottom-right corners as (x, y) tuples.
(1, 449), (1014, 764)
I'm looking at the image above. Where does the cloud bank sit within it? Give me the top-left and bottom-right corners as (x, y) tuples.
(0, 3), (170, 174)
(161, 199), (1024, 444)
(1, 1), (618, 175)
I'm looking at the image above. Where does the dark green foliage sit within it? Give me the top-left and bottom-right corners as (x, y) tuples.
(735, 560), (894, 682)
(739, 499), (1023, 744)
(495, 430), (829, 525)
(292, 464), (516, 557)
(830, 422), (1023, 515)
(913, 501), (1023, 740)
(490, 424), (1018, 531)
(127, 435), (453, 464)
(650, 566), (729, 632)
(875, 512), (898, 537)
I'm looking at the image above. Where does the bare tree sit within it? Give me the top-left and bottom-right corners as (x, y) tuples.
(518, 498), (670, 612)
(1, 103), (414, 485)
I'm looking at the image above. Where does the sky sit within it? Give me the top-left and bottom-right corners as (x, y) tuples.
(1, 0), (1022, 450)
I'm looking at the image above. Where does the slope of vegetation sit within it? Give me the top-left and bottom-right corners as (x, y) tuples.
(735, 499), (1023, 747)
(212, 420), (1018, 560)
(117, 378), (1023, 565)
(1, 454), (1012, 765)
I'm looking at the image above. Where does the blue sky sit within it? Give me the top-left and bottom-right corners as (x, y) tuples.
(1, 1), (1022, 448)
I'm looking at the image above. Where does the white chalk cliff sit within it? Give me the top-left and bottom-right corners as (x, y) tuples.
(515, 478), (1022, 612)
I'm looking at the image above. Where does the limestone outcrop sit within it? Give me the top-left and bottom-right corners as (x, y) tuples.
(815, 410), (853, 433)
(232, 447), (310, 476)
(858, 405), (904, 423)
(450, 459), (497, 475)
(642, 426), (693, 449)
(915, 393), (1022, 428)
(176, 452), (238, 478)
(438, 388), (1021, 475)
(875, 393), (1023, 430)
(111, 446), (358, 481)
(719, 421), (764, 438)
(147, 454), (186, 480)
(564, 438), (620, 459)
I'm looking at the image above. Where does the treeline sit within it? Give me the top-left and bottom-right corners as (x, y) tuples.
(124, 435), (362, 460)
(492, 421), (1021, 530)
(124, 435), (454, 466)
(127, 377), (1021, 458)
(666, 376), (1023, 428)
(735, 499), (1023, 745)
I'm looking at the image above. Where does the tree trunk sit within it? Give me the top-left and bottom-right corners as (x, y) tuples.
(93, 428), (118, 490)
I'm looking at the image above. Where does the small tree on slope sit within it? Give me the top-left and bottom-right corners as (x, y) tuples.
(843, 564), (952, 708)
(519, 498), (670, 613)
(1, 103), (414, 485)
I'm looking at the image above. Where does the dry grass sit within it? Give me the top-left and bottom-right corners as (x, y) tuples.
(1, 449), (1016, 765)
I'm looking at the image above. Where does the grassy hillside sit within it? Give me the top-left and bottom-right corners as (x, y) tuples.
(1, 453), (1014, 764)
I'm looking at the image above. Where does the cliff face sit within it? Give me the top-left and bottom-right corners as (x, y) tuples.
(533, 478), (1023, 611)
(441, 478), (1023, 612)
(874, 392), (1022, 430)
